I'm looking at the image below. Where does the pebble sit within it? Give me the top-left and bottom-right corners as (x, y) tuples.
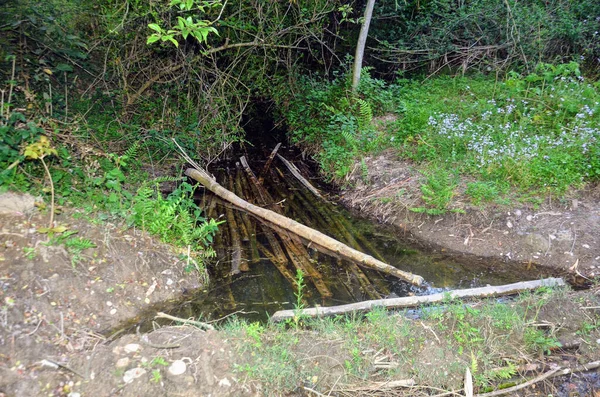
(110, 308), (117, 315)
(123, 367), (146, 384)
(116, 357), (130, 368)
(526, 215), (533, 221)
(168, 360), (187, 375)
(506, 220), (513, 228)
(514, 209), (522, 217)
(219, 378), (231, 387)
(582, 244), (590, 249)
(124, 343), (141, 353)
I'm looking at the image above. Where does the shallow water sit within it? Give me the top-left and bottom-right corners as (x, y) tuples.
(169, 149), (555, 322)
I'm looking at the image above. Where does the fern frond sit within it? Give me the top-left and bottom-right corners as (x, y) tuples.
(123, 141), (140, 159)
(356, 98), (373, 131)
(151, 176), (185, 184)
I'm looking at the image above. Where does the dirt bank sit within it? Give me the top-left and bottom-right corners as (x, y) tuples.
(1, 186), (599, 397)
(339, 150), (600, 282)
(0, 193), (251, 396)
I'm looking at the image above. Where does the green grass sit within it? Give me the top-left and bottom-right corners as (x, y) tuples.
(285, 62), (600, 207)
(394, 63), (600, 197)
(220, 286), (595, 394)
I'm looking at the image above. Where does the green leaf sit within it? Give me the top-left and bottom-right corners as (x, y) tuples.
(147, 35), (161, 44)
(55, 63), (73, 72)
(185, 0), (194, 10)
(148, 23), (163, 33)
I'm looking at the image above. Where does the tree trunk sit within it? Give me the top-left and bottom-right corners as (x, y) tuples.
(351, 0), (376, 92)
(185, 167), (424, 286)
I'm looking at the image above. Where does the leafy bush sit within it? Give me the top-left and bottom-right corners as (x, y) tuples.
(370, 0), (600, 75)
(0, 113), (44, 186)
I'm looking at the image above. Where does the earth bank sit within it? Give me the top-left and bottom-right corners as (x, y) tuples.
(0, 184), (599, 396)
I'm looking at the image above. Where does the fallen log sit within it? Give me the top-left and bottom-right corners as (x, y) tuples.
(185, 167), (424, 286)
(269, 278), (565, 322)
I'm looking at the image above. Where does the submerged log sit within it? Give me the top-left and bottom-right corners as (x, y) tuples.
(269, 278), (566, 322)
(277, 154), (323, 199)
(185, 167), (424, 286)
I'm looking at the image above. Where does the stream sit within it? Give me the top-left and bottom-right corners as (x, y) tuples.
(166, 142), (555, 323)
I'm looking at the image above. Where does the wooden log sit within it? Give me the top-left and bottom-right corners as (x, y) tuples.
(234, 168), (260, 263)
(277, 154), (323, 199)
(269, 278), (566, 322)
(224, 179), (244, 274)
(240, 156), (271, 205)
(185, 167), (424, 286)
(256, 241), (298, 289)
(259, 142), (282, 184)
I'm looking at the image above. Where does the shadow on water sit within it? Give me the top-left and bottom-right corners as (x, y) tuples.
(165, 144), (556, 323)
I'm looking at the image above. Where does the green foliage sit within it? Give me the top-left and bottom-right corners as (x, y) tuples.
(0, 113), (44, 186)
(410, 168), (457, 215)
(393, 67), (600, 198)
(147, 0), (221, 47)
(371, 0), (600, 74)
(524, 328), (561, 355)
(291, 269), (306, 329)
(132, 181), (221, 272)
(283, 70), (395, 181)
(465, 181), (503, 205)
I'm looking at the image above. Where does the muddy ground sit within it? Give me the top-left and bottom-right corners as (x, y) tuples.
(0, 159), (599, 397)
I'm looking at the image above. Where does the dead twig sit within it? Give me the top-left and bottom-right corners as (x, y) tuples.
(155, 311), (215, 330)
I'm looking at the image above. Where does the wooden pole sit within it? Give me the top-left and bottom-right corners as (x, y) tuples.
(185, 167), (425, 286)
(259, 142), (282, 184)
(269, 278), (566, 321)
(277, 154), (323, 198)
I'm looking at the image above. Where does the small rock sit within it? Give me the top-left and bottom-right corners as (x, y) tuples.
(124, 344), (141, 354)
(506, 220), (513, 228)
(582, 244), (590, 249)
(514, 209), (522, 217)
(0, 192), (36, 214)
(106, 301), (112, 307)
(524, 234), (550, 252)
(166, 278), (174, 286)
(526, 215), (533, 221)
(110, 308), (117, 315)
(219, 378), (232, 387)
(116, 357), (130, 368)
(67, 393), (81, 397)
(168, 360), (187, 376)
(123, 367), (146, 384)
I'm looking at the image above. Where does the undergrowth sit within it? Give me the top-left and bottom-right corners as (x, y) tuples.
(283, 62), (600, 210)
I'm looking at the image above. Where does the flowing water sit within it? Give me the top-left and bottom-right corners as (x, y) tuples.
(167, 144), (555, 322)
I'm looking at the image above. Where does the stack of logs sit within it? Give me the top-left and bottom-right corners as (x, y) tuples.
(188, 145), (424, 306)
